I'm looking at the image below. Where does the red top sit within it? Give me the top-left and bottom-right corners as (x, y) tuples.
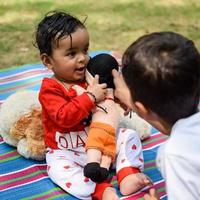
(39, 78), (95, 149)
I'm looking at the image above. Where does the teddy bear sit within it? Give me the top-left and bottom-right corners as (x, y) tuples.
(0, 89), (151, 161)
(0, 90), (45, 160)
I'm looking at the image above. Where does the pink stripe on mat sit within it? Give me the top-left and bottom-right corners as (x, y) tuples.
(143, 132), (167, 141)
(0, 79), (42, 93)
(0, 165), (46, 181)
(0, 151), (18, 160)
(33, 190), (66, 200)
(143, 138), (167, 150)
(0, 69), (50, 84)
(144, 161), (156, 169)
(1, 171), (48, 190)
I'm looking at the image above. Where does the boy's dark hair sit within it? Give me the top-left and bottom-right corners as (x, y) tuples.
(35, 11), (86, 56)
(122, 32), (200, 124)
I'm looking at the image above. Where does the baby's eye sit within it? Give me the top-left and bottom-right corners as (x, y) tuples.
(66, 51), (76, 57)
(83, 48), (88, 54)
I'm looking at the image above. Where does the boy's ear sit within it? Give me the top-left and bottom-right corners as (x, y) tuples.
(40, 53), (53, 70)
(133, 101), (150, 120)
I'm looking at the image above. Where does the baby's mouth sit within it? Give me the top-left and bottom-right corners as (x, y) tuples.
(76, 67), (85, 72)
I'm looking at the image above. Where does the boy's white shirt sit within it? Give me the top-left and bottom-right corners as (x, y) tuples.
(156, 111), (200, 200)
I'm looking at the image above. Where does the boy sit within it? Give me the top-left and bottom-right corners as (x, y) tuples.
(112, 32), (200, 200)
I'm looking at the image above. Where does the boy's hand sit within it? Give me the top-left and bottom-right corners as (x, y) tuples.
(87, 74), (107, 103)
(112, 69), (133, 110)
(144, 188), (160, 200)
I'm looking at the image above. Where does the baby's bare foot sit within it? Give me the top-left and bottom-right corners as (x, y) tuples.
(102, 187), (120, 200)
(120, 173), (153, 196)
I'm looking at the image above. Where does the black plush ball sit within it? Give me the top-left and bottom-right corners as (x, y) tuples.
(87, 53), (119, 88)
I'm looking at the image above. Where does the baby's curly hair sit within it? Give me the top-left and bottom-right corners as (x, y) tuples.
(35, 11), (86, 56)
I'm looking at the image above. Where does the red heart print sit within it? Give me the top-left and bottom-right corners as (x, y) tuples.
(84, 177), (90, 182)
(139, 157), (144, 162)
(66, 182), (72, 188)
(132, 144), (137, 150)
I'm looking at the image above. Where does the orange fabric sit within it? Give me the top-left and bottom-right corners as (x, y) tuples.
(86, 121), (116, 160)
(117, 166), (141, 184)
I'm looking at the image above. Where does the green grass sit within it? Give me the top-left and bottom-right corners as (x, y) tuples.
(0, 0), (200, 69)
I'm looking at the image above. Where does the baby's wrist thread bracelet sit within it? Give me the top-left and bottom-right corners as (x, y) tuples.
(86, 91), (108, 113)
(86, 91), (97, 103)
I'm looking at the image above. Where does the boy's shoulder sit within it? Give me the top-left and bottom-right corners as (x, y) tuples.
(165, 111), (200, 156)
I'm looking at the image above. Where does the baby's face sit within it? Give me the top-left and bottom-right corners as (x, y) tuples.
(50, 28), (90, 84)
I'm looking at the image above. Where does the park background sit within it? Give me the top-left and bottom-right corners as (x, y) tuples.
(0, 0), (200, 69)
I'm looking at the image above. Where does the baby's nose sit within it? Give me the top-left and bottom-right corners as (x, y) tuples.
(78, 53), (87, 63)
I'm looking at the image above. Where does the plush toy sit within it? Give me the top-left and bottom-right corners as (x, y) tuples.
(0, 57), (151, 162)
(0, 90), (45, 160)
(83, 53), (120, 182)
(83, 54), (152, 182)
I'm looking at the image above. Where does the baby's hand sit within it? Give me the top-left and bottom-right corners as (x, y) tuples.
(144, 188), (160, 200)
(87, 75), (107, 103)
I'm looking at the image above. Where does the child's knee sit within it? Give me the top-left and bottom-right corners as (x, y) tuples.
(120, 184), (131, 196)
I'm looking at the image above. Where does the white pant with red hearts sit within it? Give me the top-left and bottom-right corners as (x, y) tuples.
(46, 128), (144, 200)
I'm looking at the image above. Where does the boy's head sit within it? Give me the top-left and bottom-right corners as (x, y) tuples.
(35, 11), (90, 84)
(122, 32), (200, 125)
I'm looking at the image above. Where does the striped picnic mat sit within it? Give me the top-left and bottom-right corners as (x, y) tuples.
(0, 51), (167, 200)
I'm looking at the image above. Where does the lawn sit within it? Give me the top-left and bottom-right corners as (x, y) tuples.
(0, 0), (200, 69)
